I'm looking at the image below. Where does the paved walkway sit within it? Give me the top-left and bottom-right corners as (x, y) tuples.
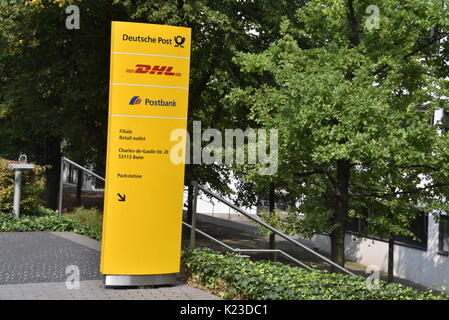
(0, 280), (218, 300)
(0, 232), (219, 300)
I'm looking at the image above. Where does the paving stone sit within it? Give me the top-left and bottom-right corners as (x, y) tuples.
(0, 232), (220, 300)
(0, 232), (102, 285)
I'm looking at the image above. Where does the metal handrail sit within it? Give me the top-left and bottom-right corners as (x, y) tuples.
(182, 221), (312, 270)
(56, 158), (353, 275)
(62, 157), (105, 182)
(57, 157), (105, 215)
(190, 182), (355, 276)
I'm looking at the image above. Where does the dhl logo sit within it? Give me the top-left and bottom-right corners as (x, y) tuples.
(126, 64), (181, 76)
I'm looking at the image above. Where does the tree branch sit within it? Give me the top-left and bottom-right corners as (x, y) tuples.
(355, 182), (449, 198)
(295, 169), (337, 187)
(346, 0), (361, 46)
(373, 32), (449, 77)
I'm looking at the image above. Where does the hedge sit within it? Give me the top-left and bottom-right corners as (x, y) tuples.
(0, 210), (101, 241)
(182, 248), (449, 300)
(0, 158), (46, 215)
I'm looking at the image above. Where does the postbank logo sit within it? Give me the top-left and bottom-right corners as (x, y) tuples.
(126, 64), (181, 77)
(128, 96), (142, 105)
(128, 96), (177, 107)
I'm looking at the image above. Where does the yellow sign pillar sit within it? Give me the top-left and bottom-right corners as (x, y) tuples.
(100, 21), (191, 285)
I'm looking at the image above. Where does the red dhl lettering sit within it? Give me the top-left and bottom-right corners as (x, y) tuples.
(126, 64), (181, 76)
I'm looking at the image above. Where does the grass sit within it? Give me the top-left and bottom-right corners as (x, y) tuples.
(64, 207), (103, 233)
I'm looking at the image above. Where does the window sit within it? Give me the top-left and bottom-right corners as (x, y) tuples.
(414, 105), (435, 126)
(440, 110), (449, 134)
(345, 209), (428, 250)
(346, 206), (368, 234)
(346, 217), (360, 233)
(439, 215), (449, 255)
(395, 211), (428, 250)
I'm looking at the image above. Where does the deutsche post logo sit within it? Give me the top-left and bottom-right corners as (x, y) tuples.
(174, 36), (186, 48)
(126, 64), (181, 76)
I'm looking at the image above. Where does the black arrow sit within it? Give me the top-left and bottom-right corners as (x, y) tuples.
(117, 193), (126, 202)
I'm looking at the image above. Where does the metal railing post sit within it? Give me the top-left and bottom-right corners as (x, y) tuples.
(57, 156), (64, 216)
(190, 181), (198, 248)
(182, 221), (312, 270)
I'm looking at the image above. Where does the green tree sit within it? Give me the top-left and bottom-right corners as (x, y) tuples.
(0, 0), (128, 209)
(0, 0), (307, 214)
(234, 0), (449, 269)
(122, 0), (308, 225)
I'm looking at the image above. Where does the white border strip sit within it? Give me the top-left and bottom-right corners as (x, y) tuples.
(111, 114), (187, 120)
(111, 83), (189, 90)
(112, 51), (190, 60)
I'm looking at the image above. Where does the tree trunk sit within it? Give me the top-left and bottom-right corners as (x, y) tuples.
(328, 0), (358, 271)
(330, 159), (351, 271)
(388, 234), (394, 283)
(42, 137), (62, 211)
(268, 182), (276, 250)
(330, 227), (346, 271)
(76, 169), (83, 207)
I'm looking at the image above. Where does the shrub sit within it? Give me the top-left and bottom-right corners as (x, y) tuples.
(0, 209), (101, 241)
(182, 248), (449, 300)
(65, 207), (103, 234)
(0, 158), (47, 216)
